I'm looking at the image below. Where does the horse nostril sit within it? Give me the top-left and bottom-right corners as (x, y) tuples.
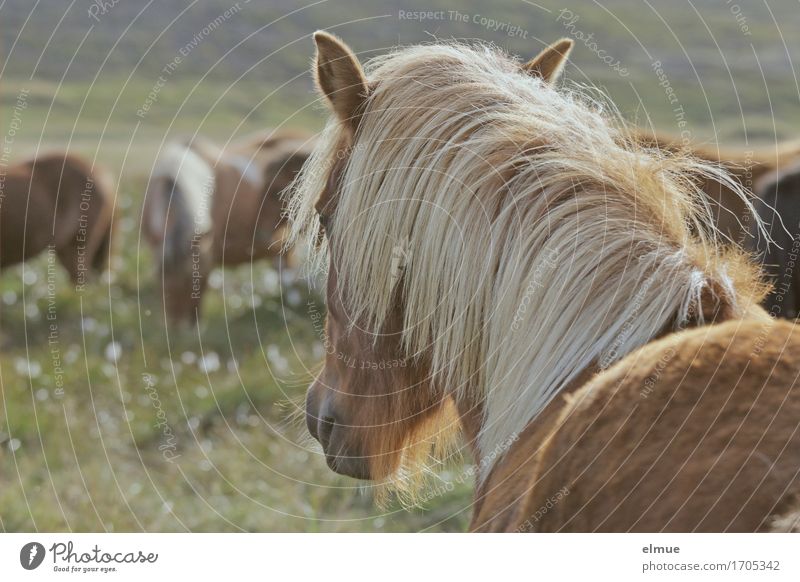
(318, 415), (335, 449)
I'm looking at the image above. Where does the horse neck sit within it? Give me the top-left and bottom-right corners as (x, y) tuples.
(457, 364), (599, 479)
(464, 365), (597, 531)
(464, 299), (768, 531)
(462, 285), (755, 486)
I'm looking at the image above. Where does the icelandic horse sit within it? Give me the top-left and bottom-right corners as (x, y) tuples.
(142, 130), (314, 323)
(289, 32), (800, 532)
(0, 152), (115, 284)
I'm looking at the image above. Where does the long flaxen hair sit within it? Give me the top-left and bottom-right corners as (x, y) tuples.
(289, 38), (767, 480)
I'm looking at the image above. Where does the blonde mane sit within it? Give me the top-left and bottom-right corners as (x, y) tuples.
(289, 42), (765, 475)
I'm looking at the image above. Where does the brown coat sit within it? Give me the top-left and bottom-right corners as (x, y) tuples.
(210, 130), (314, 265)
(0, 152), (114, 283)
(472, 318), (800, 532)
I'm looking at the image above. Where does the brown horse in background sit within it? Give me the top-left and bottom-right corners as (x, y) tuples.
(636, 130), (800, 319)
(0, 152), (115, 286)
(634, 130), (800, 244)
(753, 161), (800, 318)
(142, 129), (314, 324)
(291, 33), (800, 532)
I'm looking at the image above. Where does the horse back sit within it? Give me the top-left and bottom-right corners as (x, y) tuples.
(0, 163), (54, 266)
(474, 319), (800, 532)
(210, 131), (314, 265)
(1, 152), (113, 275)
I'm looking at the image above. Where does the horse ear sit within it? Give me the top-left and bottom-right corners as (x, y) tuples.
(686, 278), (737, 327)
(313, 31), (368, 131)
(523, 38), (574, 83)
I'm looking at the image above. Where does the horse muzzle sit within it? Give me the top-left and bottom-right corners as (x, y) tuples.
(305, 381), (372, 480)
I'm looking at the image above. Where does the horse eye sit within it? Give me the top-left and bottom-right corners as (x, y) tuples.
(316, 215), (328, 245)
(318, 212), (330, 232)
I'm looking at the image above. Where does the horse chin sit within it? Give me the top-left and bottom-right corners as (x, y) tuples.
(325, 451), (372, 480)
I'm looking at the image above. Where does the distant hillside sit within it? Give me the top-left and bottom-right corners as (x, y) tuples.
(3, 0), (800, 143)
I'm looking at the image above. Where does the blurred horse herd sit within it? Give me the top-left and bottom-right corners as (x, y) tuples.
(1, 128), (313, 323)
(4, 114), (799, 324)
(2, 31), (800, 532)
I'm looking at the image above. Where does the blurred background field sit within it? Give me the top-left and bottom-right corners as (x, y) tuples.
(1, 0), (799, 532)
